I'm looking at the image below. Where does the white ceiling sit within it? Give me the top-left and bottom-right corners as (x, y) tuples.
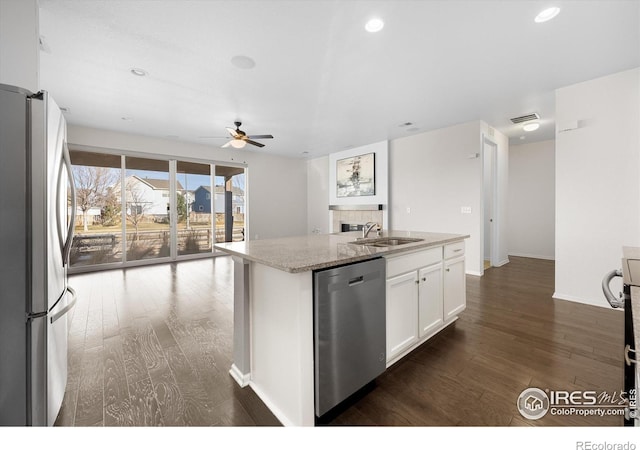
(38, 0), (640, 158)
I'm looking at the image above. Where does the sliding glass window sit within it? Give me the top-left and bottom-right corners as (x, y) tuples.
(176, 161), (213, 256)
(123, 156), (171, 262)
(67, 149), (246, 272)
(68, 151), (122, 268)
(215, 165), (246, 244)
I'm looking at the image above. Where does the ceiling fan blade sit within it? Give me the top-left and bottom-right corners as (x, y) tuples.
(247, 134), (273, 139)
(226, 127), (240, 138)
(245, 139), (265, 148)
(221, 141), (233, 148)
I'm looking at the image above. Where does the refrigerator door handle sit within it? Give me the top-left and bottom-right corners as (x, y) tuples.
(61, 141), (76, 266)
(602, 269), (624, 308)
(50, 286), (77, 324)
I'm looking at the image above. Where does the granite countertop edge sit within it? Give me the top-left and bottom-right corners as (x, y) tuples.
(214, 231), (470, 273)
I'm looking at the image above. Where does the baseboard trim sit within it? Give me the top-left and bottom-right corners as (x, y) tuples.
(229, 364), (250, 387)
(249, 381), (298, 427)
(467, 270), (483, 277)
(509, 253), (555, 261)
(552, 292), (619, 310)
(494, 258), (510, 267)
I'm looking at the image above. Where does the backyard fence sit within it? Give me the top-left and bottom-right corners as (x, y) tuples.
(70, 226), (244, 267)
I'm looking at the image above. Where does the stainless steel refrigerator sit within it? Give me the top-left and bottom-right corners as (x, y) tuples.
(0, 84), (77, 426)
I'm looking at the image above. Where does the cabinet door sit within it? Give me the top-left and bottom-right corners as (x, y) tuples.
(386, 271), (419, 361)
(443, 256), (466, 321)
(418, 263), (443, 338)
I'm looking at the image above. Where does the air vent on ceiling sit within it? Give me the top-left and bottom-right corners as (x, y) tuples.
(510, 113), (540, 124)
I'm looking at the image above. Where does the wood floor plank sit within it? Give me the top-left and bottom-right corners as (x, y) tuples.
(147, 355), (186, 426)
(128, 377), (164, 426)
(163, 345), (219, 426)
(103, 335), (134, 426)
(74, 346), (104, 426)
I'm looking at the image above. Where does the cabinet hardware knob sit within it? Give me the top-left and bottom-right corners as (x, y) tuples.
(446, 268), (450, 272)
(415, 280), (419, 284)
(422, 277), (426, 282)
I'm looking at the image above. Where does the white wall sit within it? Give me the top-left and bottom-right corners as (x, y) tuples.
(0, 0), (39, 92)
(555, 67), (640, 307)
(389, 121), (484, 275)
(68, 125), (308, 241)
(306, 156), (329, 234)
(508, 139), (555, 260)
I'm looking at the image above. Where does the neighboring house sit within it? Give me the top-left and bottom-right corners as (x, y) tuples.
(192, 185), (245, 214)
(192, 186), (212, 213)
(72, 206), (101, 227)
(114, 175), (184, 220)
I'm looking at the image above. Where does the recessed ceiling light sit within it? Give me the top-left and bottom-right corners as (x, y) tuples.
(231, 55), (256, 69)
(130, 68), (147, 77)
(535, 7), (560, 23)
(365, 18), (384, 33)
(121, 116), (133, 122)
(523, 122), (540, 132)
(399, 122), (413, 127)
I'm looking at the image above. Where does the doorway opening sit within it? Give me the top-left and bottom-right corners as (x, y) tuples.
(483, 137), (498, 273)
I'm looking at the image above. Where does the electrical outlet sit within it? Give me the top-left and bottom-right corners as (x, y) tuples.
(461, 206), (472, 214)
(406, 207), (411, 214)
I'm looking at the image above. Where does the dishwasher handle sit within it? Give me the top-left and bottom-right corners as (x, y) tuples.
(602, 269), (624, 309)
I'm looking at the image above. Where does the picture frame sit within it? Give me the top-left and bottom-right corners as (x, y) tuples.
(336, 152), (375, 198)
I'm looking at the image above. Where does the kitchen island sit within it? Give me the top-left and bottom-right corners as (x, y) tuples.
(214, 230), (469, 426)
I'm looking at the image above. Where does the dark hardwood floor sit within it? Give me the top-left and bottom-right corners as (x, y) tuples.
(56, 256), (624, 427)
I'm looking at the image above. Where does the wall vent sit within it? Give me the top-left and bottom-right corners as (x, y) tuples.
(510, 113), (540, 124)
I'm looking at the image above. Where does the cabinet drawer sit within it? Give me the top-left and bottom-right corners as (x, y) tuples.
(385, 247), (442, 278)
(444, 241), (465, 259)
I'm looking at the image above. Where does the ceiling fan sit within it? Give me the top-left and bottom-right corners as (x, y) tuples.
(221, 121), (273, 149)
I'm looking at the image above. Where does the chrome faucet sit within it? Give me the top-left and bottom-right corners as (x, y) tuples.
(362, 222), (379, 239)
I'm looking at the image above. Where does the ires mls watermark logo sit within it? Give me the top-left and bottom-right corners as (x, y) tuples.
(516, 387), (637, 420)
(517, 388), (550, 420)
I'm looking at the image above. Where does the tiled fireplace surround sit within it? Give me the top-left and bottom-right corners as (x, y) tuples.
(331, 209), (384, 233)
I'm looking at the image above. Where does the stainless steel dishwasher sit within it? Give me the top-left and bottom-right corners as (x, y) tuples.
(313, 257), (386, 417)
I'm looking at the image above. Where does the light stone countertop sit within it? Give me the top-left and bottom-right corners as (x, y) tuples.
(214, 230), (469, 273)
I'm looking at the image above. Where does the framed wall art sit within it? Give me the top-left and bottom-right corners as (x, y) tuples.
(336, 152), (375, 198)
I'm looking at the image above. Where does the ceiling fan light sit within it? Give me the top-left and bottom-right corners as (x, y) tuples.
(230, 139), (246, 148)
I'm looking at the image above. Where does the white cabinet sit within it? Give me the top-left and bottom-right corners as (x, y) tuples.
(386, 271), (419, 360)
(385, 241), (466, 366)
(444, 255), (466, 321)
(418, 263), (443, 338)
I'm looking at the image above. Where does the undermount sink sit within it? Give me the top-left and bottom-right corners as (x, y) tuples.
(350, 237), (424, 247)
